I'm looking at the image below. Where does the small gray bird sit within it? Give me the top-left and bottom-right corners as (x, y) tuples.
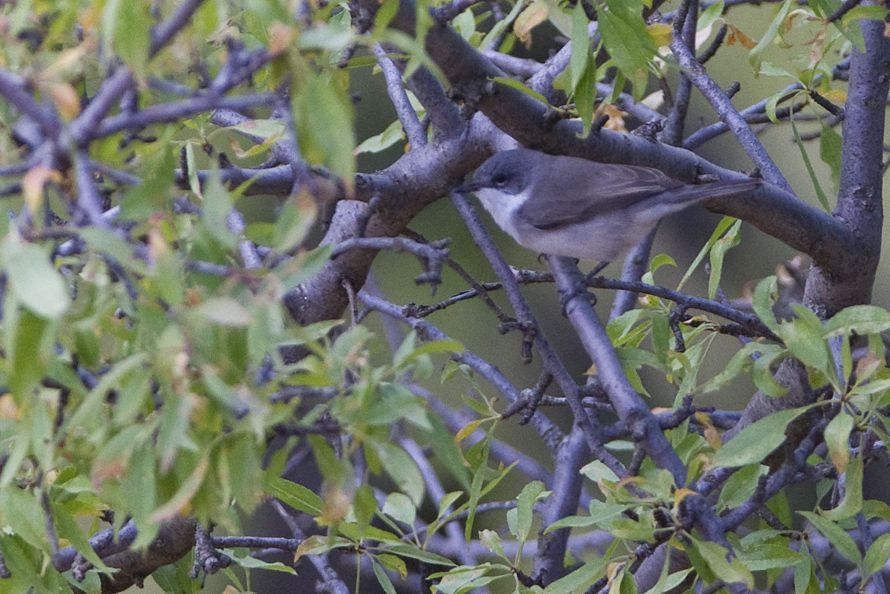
(460, 149), (760, 261)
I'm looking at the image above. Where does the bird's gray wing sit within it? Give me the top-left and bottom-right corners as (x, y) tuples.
(518, 157), (684, 230)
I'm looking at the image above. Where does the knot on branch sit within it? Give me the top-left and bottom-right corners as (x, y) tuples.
(497, 318), (536, 363)
(501, 371), (553, 423)
(189, 525), (231, 579)
(449, 78), (496, 108)
(678, 493), (732, 550)
(632, 118), (664, 141)
(72, 554), (91, 582)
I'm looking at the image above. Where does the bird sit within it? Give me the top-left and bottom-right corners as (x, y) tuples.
(459, 149), (760, 262)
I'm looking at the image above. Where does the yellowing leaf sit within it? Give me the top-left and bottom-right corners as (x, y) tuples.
(454, 418), (483, 444)
(0, 394), (20, 420)
(269, 23), (299, 55)
(514, 0), (549, 46)
(646, 22), (672, 47)
(293, 535), (333, 563)
(695, 412), (722, 449)
(318, 484), (352, 525)
(42, 45), (88, 80)
(22, 166), (60, 216)
(673, 487), (698, 506)
(821, 88), (847, 105)
(597, 103), (627, 132)
(45, 82), (81, 120)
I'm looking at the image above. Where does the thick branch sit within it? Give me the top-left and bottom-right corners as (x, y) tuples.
(355, 0), (858, 279)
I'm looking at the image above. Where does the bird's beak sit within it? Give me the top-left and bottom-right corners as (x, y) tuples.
(455, 179), (483, 194)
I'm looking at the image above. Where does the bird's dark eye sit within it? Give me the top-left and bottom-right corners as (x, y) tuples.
(492, 174), (507, 187)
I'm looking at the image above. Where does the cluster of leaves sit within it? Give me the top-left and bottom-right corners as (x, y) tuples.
(2, 0), (890, 592)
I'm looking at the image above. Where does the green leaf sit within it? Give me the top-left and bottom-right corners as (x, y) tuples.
(225, 549), (297, 574)
(791, 113), (831, 211)
(149, 453), (209, 523)
(374, 0), (401, 32)
(383, 492), (416, 526)
(123, 440), (158, 549)
(692, 539), (754, 589)
(385, 543), (455, 566)
(5, 241), (70, 319)
(717, 464), (767, 510)
(574, 57), (597, 137)
(430, 564), (503, 594)
(293, 74), (356, 187)
(479, 529), (508, 559)
(192, 297), (253, 327)
(708, 219), (741, 299)
(264, 476), (324, 516)
(226, 119), (286, 141)
(735, 542), (803, 571)
(7, 308), (55, 401)
(819, 123), (842, 189)
(824, 305), (890, 337)
(699, 342), (774, 394)
(863, 533), (890, 580)
(68, 353), (148, 430)
(375, 442), (424, 506)
(491, 76), (550, 105)
(824, 411), (854, 472)
(354, 120), (406, 154)
(580, 459), (620, 484)
(453, 9), (476, 41)
(121, 136), (177, 219)
(597, 0), (654, 99)
(677, 216), (738, 291)
(752, 276), (781, 334)
(800, 510), (862, 564)
(749, 0), (795, 71)
(372, 558), (398, 594)
(697, 0), (724, 31)
(712, 407), (810, 467)
(298, 24), (354, 52)
(543, 557), (606, 593)
(821, 455), (863, 521)
(642, 567), (693, 594)
(272, 195), (317, 253)
(545, 501), (627, 533)
(510, 480), (546, 542)
(480, 0), (526, 50)
(840, 5), (890, 27)
(780, 311), (830, 376)
(758, 62), (796, 79)
(570, 2), (590, 90)
(52, 506), (111, 572)
(107, 0), (150, 72)
(0, 487), (47, 552)
(201, 174), (238, 248)
(751, 346), (789, 397)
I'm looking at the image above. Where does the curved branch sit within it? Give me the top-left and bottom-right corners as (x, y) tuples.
(354, 0), (858, 279)
(669, 0), (792, 192)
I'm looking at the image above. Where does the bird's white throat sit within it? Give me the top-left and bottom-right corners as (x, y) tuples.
(476, 188), (528, 243)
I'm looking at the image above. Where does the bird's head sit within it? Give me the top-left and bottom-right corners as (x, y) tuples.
(458, 149), (535, 196)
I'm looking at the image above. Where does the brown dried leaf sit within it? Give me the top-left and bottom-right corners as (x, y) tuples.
(725, 24), (757, 49)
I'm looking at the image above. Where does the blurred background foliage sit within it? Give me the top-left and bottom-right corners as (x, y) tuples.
(0, 0), (884, 591)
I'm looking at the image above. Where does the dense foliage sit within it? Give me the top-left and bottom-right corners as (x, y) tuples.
(0, 0), (889, 593)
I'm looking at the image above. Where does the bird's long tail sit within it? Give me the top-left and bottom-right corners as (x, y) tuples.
(661, 178), (762, 205)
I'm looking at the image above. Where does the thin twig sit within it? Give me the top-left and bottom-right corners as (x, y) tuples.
(373, 44), (427, 148)
(670, 0), (792, 192)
